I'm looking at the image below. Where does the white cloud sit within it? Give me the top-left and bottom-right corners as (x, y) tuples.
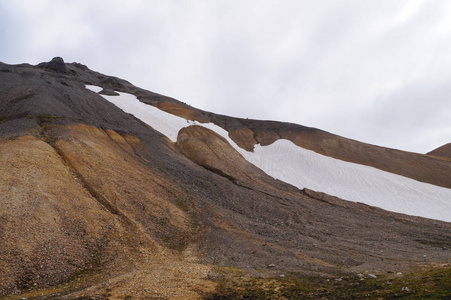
(1, 0), (450, 153)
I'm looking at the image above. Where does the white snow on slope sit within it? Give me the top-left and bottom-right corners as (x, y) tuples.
(86, 85), (102, 93)
(86, 85), (451, 223)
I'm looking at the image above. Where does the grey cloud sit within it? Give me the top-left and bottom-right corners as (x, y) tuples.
(1, 0), (450, 153)
(319, 79), (451, 153)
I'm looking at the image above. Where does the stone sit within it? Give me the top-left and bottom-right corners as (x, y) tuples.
(40, 57), (67, 73)
(100, 88), (120, 96)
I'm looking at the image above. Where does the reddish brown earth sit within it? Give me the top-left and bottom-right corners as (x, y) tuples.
(428, 143), (451, 160)
(0, 58), (450, 299)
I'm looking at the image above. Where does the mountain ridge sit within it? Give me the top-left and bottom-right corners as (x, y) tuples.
(0, 58), (450, 299)
(2, 58), (449, 189)
(428, 143), (451, 160)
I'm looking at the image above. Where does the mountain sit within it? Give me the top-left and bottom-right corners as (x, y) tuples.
(0, 57), (450, 299)
(428, 143), (451, 160)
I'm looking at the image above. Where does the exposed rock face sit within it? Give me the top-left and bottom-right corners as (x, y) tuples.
(38, 57), (67, 73)
(0, 58), (450, 299)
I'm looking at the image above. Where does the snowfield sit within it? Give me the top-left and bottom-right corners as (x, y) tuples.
(86, 85), (451, 223)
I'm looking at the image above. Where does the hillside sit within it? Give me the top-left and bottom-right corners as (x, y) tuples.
(89, 85), (451, 222)
(428, 143), (451, 160)
(0, 58), (450, 299)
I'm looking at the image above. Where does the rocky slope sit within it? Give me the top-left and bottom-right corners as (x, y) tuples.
(0, 58), (450, 299)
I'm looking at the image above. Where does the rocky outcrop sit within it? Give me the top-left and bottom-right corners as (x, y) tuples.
(38, 57), (67, 73)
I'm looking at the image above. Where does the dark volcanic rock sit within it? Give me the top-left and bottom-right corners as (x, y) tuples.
(38, 57), (67, 73)
(99, 88), (120, 96)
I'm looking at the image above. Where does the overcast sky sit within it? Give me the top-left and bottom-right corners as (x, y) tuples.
(1, 0), (450, 153)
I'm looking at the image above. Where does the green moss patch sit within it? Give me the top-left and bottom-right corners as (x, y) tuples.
(206, 264), (451, 299)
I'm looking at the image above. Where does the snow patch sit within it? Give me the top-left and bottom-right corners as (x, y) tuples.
(86, 85), (103, 93)
(86, 85), (451, 223)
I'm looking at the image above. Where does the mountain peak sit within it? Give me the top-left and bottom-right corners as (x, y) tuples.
(0, 59), (450, 298)
(428, 142), (451, 159)
(38, 56), (67, 73)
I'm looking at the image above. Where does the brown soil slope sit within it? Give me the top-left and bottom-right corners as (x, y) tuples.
(0, 126), (214, 299)
(1, 58), (450, 299)
(428, 143), (451, 160)
(2, 121), (450, 299)
(0, 135), (117, 294)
